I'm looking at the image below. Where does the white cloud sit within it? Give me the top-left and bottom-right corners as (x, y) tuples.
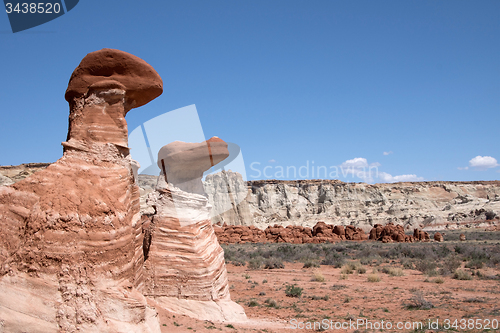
(268, 159), (276, 163)
(339, 157), (423, 184)
(383, 151), (393, 156)
(457, 166), (469, 171)
(468, 156), (498, 170)
(340, 157), (368, 169)
(339, 157), (378, 183)
(378, 172), (424, 183)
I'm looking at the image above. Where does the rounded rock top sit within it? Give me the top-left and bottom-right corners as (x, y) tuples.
(65, 48), (163, 108)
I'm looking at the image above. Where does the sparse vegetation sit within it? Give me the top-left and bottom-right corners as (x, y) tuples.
(222, 240), (500, 273)
(367, 273), (381, 282)
(310, 294), (330, 301)
(264, 257), (284, 269)
(264, 298), (279, 308)
(454, 269), (473, 280)
(285, 284), (303, 298)
(404, 291), (434, 310)
(303, 260), (320, 268)
(433, 277), (445, 284)
(248, 258), (263, 270)
(382, 267), (405, 276)
(312, 271), (325, 282)
(247, 299), (259, 307)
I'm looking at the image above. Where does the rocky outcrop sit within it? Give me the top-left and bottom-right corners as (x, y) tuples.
(214, 221), (461, 244)
(142, 138), (246, 322)
(434, 232), (444, 242)
(215, 221), (368, 244)
(204, 172), (500, 231)
(369, 223), (414, 243)
(414, 228), (431, 241)
(0, 49), (163, 332)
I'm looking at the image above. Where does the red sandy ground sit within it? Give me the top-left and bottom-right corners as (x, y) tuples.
(158, 262), (500, 333)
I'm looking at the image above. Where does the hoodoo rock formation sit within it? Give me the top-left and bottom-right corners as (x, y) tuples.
(142, 137), (247, 322)
(0, 49), (164, 332)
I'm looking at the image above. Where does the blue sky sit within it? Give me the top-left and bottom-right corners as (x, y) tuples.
(0, 0), (498, 183)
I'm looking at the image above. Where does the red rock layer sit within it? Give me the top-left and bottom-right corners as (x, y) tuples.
(214, 222), (439, 244)
(215, 221), (368, 244)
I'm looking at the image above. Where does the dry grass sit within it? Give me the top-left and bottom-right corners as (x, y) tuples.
(367, 273), (381, 282)
(382, 267), (405, 277)
(312, 271), (325, 282)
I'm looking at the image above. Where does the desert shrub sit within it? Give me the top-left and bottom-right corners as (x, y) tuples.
(356, 246), (382, 265)
(321, 252), (346, 268)
(390, 244), (438, 261)
(330, 284), (347, 290)
(357, 267), (367, 274)
(435, 244), (452, 258)
(247, 299), (259, 307)
(264, 298), (279, 308)
(454, 270), (473, 280)
(262, 279), (268, 284)
(367, 274), (381, 282)
(405, 291), (434, 310)
(464, 297), (487, 303)
(382, 267), (405, 277)
(248, 258), (263, 270)
(433, 277), (445, 284)
(414, 260), (438, 275)
(303, 260), (320, 268)
(386, 244), (413, 259)
(310, 295), (329, 301)
(401, 258), (414, 269)
(230, 259), (246, 266)
(264, 257), (284, 269)
(285, 284), (303, 298)
(454, 244), (490, 262)
(312, 271), (325, 282)
(440, 256), (462, 275)
(340, 265), (354, 275)
(465, 259), (484, 269)
(341, 261), (361, 275)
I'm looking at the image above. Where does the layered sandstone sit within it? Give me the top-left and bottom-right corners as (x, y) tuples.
(0, 49), (163, 332)
(142, 138), (246, 322)
(204, 172), (500, 231)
